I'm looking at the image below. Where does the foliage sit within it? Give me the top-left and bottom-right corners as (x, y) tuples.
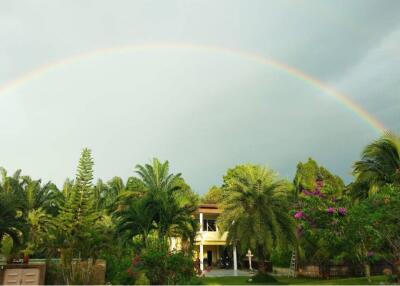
(0, 191), (27, 251)
(343, 184), (400, 281)
(353, 132), (400, 196)
(135, 159), (198, 240)
(294, 158), (345, 199)
(2, 133), (400, 284)
(292, 159), (350, 270)
(102, 243), (136, 285)
(201, 185), (225, 204)
(24, 208), (56, 256)
(270, 247), (292, 267)
(129, 239), (196, 285)
(115, 158), (198, 250)
(21, 177), (62, 216)
(52, 148), (110, 284)
(217, 164), (295, 272)
(114, 197), (157, 247)
(134, 272), (150, 285)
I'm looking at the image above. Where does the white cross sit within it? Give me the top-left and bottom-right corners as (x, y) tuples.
(246, 249), (254, 271)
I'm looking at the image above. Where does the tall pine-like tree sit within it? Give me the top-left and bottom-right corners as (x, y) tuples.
(55, 148), (102, 284)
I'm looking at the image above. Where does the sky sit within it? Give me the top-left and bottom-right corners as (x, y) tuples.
(0, 0), (399, 193)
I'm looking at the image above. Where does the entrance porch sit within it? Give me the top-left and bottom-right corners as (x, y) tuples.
(194, 244), (238, 273)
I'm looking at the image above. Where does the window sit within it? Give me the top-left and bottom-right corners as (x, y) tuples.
(203, 219), (216, 231)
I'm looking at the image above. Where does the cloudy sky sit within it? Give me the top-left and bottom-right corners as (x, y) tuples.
(0, 1), (399, 193)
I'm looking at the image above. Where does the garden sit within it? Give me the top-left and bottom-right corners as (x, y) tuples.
(0, 132), (399, 285)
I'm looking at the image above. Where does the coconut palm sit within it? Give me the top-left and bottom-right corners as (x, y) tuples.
(217, 164), (295, 272)
(353, 132), (400, 196)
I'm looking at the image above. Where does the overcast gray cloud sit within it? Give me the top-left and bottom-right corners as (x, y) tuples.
(0, 0), (399, 193)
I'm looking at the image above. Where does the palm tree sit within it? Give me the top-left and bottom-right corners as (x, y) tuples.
(0, 168), (28, 250)
(0, 191), (27, 250)
(24, 208), (56, 256)
(217, 164), (295, 273)
(114, 197), (156, 247)
(21, 177), (62, 215)
(135, 159), (198, 241)
(0, 168), (25, 199)
(353, 132), (400, 196)
(94, 177), (128, 211)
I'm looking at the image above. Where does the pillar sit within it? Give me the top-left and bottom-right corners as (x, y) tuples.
(200, 243), (204, 272)
(199, 212), (204, 272)
(199, 212), (203, 232)
(233, 244), (238, 275)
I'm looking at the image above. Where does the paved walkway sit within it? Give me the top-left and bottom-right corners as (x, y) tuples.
(203, 269), (255, 277)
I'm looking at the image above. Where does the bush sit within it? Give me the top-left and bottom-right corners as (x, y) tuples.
(139, 245), (168, 284)
(131, 239), (196, 285)
(271, 247), (292, 268)
(103, 252), (135, 285)
(134, 272), (150, 285)
(45, 261), (64, 285)
(166, 252), (195, 285)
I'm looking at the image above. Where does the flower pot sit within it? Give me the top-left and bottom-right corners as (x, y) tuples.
(23, 255), (29, 264)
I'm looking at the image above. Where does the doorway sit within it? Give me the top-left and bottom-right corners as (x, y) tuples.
(207, 250), (213, 266)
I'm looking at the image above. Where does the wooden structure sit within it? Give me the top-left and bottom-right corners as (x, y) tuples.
(1, 263), (46, 285)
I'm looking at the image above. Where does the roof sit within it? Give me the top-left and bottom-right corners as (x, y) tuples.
(196, 203), (223, 214)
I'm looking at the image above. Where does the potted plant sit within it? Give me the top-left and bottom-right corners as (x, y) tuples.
(22, 246), (33, 264)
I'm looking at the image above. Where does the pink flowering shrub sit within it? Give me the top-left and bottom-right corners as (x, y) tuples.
(291, 178), (348, 241)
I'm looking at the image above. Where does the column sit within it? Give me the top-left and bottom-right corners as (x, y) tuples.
(233, 244), (238, 275)
(200, 243), (204, 272)
(199, 213), (204, 272)
(199, 213), (204, 232)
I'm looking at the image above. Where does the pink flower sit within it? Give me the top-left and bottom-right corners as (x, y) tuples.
(367, 251), (375, 257)
(338, 207), (346, 216)
(327, 207), (335, 214)
(294, 211), (304, 219)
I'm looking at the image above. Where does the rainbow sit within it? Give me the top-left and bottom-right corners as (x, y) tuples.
(0, 42), (386, 133)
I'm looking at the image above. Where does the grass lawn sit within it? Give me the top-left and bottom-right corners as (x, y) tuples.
(201, 275), (387, 285)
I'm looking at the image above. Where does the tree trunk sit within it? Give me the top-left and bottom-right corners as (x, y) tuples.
(364, 262), (371, 282)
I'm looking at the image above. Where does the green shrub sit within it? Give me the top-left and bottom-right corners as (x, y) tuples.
(105, 254), (135, 285)
(166, 251), (195, 285)
(45, 261), (64, 285)
(271, 247), (292, 267)
(132, 239), (196, 285)
(139, 244), (168, 284)
(134, 272), (150, 285)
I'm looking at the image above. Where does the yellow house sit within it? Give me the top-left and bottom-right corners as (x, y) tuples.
(194, 204), (238, 272)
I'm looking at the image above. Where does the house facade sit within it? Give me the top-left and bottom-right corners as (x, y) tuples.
(194, 204), (238, 272)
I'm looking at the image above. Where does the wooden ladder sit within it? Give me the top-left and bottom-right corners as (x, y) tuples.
(288, 249), (297, 277)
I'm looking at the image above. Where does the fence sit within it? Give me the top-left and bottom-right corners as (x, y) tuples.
(295, 261), (395, 278)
